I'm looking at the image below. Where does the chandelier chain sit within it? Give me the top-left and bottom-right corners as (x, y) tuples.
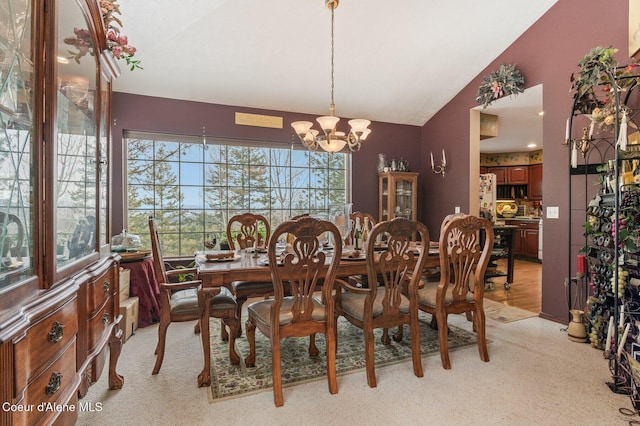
(330, 4), (335, 112)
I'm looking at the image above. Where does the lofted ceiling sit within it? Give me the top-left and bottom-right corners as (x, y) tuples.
(477, 84), (544, 153)
(112, 0), (557, 150)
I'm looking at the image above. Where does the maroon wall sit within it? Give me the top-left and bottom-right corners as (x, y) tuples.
(420, 0), (629, 322)
(110, 93), (421, 233)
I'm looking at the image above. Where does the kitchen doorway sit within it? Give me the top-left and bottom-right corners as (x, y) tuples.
(470, 84), (543, 314)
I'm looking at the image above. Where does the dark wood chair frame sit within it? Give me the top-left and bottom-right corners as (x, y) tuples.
(244, 216), (343, 407)
(334, 217), (429, 388)
(148, 216), (239, 383)
(416, 214), (494, 369)
(226, 213), (272, 335)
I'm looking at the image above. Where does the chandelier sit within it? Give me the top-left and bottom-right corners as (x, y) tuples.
(291, 0), (371, 153)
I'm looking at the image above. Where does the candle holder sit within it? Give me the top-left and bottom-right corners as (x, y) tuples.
(430, 150), (446, 178)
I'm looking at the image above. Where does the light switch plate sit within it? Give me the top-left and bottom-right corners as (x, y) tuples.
(547, 206), (559, 219)
(454, 206), (460, 213)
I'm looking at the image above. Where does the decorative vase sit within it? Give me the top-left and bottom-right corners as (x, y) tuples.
(567, 309), (588, 343)
(328, 203), (352, 247)
(377, 154), (386, 173)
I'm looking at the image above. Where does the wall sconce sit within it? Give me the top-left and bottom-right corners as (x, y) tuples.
(430, 149), (446, 177)
(565, 118), (593, 168)
(570, 126), (593, 168)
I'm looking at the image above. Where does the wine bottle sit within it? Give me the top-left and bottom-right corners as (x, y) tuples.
(353, 217), (362, 250)
(362, 217), (370, 248)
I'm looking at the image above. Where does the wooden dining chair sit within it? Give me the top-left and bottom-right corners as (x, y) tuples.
(148, 216), (239, 381)
(416, 214), (494, 369)
(226, 213), (272, 334)
(244, 216), (343, 407)
(334, 217), (429, 388)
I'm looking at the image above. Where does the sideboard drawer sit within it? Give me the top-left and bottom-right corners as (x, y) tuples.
(87, 267), (116, 314)
(87, 299), (114, 353)
(15, 339), (78, 426)
(14, 298), (78, 393)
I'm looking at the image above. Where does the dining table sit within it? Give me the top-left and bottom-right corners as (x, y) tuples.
(194, 244), (440, 387)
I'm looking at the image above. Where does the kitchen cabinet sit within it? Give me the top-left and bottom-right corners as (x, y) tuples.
(488, 167), (507, 184)
(511, 220), (539, 259)
(0, 1), (123, 423)
(508, 166), (529, 184)
(529, 163), (543, 200)
(378, 172), (418, 222)
(488, 166), (529, 185)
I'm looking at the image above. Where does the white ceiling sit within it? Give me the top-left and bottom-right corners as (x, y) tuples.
(112, 0), (556, 149)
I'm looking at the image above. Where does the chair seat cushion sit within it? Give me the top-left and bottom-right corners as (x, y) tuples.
(247, 296), (325, 327)
(231, 280), (273, 296)
(170, 286), (236, 316)
(417, 281), (473, 307)
(338, 287), (410, 322)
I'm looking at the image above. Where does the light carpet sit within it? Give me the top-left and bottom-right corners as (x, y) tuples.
(208, 312), (479, 402)
(483, 299), (538, 322)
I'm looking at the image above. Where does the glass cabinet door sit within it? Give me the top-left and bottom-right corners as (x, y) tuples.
(98, 74), (109, 251)
(395, 179), (413, 219)
(55, 0), (99, 267)
(0, 0), (35, 288)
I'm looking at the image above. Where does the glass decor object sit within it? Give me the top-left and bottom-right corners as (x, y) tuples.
(329, 203), (352, 247)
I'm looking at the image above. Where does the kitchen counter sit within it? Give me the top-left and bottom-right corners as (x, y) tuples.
(500, 216), (542, 223)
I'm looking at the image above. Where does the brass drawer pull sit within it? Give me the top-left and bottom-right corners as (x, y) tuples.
(103, 280), (110, 293)
(45, 372), (62, 395)
(47, 321), (64, 343)
(102, 312), (110, 324)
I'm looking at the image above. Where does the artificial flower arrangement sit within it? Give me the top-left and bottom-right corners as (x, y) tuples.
(475, 64), (525, 109)
(569, 46), (638, 131)
(64, 0), (141, 71)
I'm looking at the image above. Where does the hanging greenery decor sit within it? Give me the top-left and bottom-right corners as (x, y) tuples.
(476, 64), (525, 109)
(569, 46), (638, 119)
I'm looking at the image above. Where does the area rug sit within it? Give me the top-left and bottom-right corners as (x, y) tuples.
(483, 299), (538, 323)
(208, 312), (479, 402)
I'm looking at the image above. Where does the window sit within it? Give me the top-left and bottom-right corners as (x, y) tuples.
(125, 132), (350, 256)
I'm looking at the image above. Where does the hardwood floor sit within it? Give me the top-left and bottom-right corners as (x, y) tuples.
(484, 258), (542, 313)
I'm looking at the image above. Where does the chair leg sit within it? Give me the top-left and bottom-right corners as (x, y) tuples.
(244, 319), (257, 367)
(393, 325), (404, 342)
(272, 338), (284, 407)
(436, 309), (451, 369)
(194, 321), (201, 334)
(475, 308), (489, 362)
(364, 327), (377, 388)
(152, 320), (169, 374)
(326, 329), (338, 395)
(410, 315), (423, 378)
(308, 333), (319, 357)
(235, 297), (247, 337)
(220, 319), (229, 342)
(381, 328), (391, 345)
